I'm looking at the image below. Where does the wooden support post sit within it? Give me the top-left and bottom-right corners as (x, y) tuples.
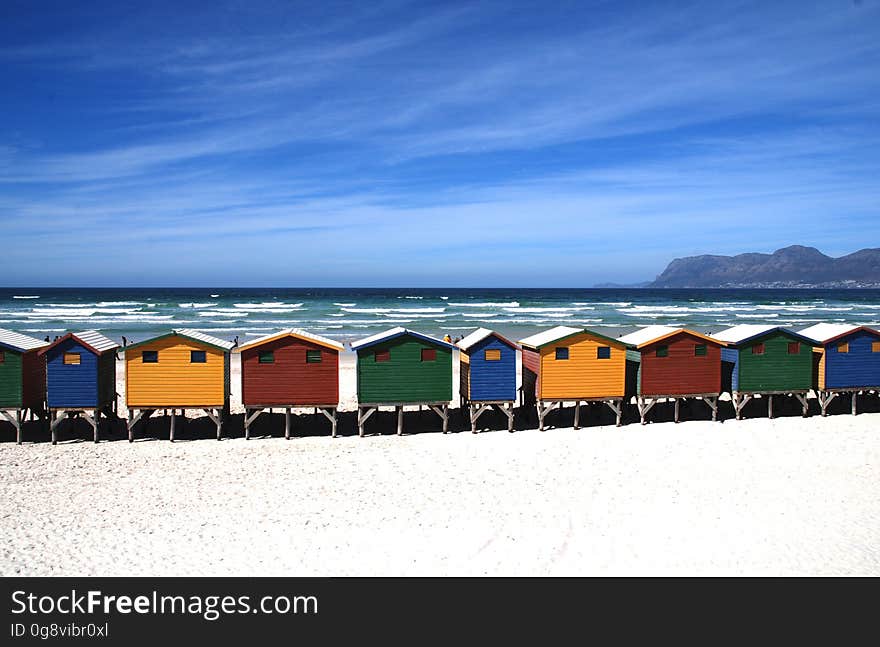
(794, 393), (809, 418)
(331, 409), (337, 438)
(470, 404), (477, 433)
(605, 399), (622, 427)
(51, 411), (57, 445)
(706, 397), (718, 422)
(285, 408), (291, 440)
(537, 402), (547, 431)
(637, 398), (656, 425)
(128, 409), (135, 442)
(170, 411), (176, 442)
(674, 398), (680, 423)
(357, 406), (376, 437)
(442, 405), (449, 434)
(396, 406), (403, 436)
(852, 391), (858, 416)
(16, 410), (22, 445)
(507, 403), (514, 432)
(768, 395), (774, 419)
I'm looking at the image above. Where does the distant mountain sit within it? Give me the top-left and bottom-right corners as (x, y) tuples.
(593, 281), (652, 288)
(650, 246), (880, 288)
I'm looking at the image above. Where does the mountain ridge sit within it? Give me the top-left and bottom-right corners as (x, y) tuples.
(650, 246), (880, 288)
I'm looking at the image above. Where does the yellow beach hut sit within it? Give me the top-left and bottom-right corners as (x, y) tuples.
(124, 328), (235, 441)
(519, 326), (632, 430)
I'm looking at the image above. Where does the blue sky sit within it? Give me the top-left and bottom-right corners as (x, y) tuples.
(2, 0), (879, 287)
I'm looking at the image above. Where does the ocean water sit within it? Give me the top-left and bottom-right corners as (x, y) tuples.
(2, 288), (880, 346)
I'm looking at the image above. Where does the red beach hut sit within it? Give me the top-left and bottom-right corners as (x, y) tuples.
(237, 328), (343, 438)
(618, 325), (725, 424)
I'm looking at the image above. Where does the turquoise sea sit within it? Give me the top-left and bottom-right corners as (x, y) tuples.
(2, 288), (880, 345)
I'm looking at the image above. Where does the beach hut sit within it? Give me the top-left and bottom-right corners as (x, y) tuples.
(713, 324), (814, 420)
(39, 330), (119, 444)
(351, 327), (454, 436)
(618, 325), (724, 425)
(519, 326), (632, 430)
(457, 328), (518, 433)
(124, 329), (234, 441)
(798, 323), (880, 416)
(237, 328), (343, 439)
(0, 329), (48, 444)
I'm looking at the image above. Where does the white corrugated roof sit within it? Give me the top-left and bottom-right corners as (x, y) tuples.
(712, 324), (781, 344)
(237, 328), (343, 351)
(351, 327), (453, 350)
(618, 325), (681, 346)
(457, 327), (515, 351)
(76, 330), (119, 352)
(351, 326), (407, 350)
(175, 328), (235, 350)
(519, 326), (582, 348)
(0, 328), (48, 352)
(797, 323), (859, 344)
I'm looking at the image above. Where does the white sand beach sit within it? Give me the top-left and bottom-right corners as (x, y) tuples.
(2, 355), (879, 575)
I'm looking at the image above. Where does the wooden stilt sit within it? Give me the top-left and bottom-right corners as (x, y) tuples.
(170, 411), (176, 442)
(795, 393), (809, 417)
(768, 394), (774, 419)
(285, 408), (291, 439)
(605, 399), (622, 427)
(706, 397), (718, 422)
(573, 401), (580, 430)
(397, 406), (403, 436)
(16, 410), (22, 445)
(674, 398), (680, 423)
(51, 410), (57, 445)
(507, 403), (515, 432)
(358, 406), (377, 437)
(852, 391), (858, 416)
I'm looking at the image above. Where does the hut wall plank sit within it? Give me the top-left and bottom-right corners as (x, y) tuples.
(241, 337), (339, 406)
(824, 329), (880, 388)
(0, 349), (23, 407)
(467, 335), (516, 401)
(126, 338), (227, 407)
(737, 331), (812, 392)
(46, 340), (98, 408)
(639, 333), (722, 396)
(22, 349), (47, 410)
(539, 332), (627, 399)
(357, 335), (452, 403)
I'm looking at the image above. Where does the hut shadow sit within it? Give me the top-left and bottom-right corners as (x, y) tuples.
(734, 394), (816, 420)
(355, 407), (456, 437)
(130, 413), (225, 442)
(819, 391), (880, 417)
(639, 399), (720, 425)
(10, 413), (129, 444)
(234, 410), (339, 440)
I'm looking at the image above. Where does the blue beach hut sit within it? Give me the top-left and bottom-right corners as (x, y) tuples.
(39, 330), (119, 444)
(457, 328), (518, 432)
(799, 323), (880, 416)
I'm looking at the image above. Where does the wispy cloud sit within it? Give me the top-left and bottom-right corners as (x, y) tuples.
(1, 0), (879, 285)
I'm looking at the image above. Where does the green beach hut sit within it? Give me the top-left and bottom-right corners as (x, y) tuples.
(0, 329), (48, 443)
(351, 327), (455, 436)
(713, 324), (815, 419)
